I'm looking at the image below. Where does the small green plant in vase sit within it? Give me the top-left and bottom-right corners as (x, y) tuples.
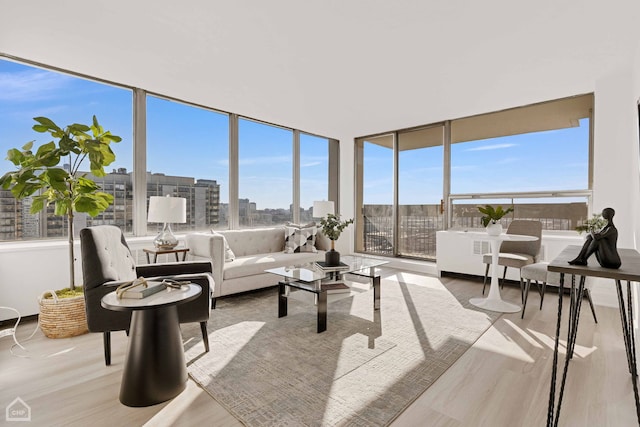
(319, 213), (354, 266)
(575, 213), (607, 236)
(478, 205), (514, 235)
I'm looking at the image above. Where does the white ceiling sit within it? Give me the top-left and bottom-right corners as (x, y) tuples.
(1, 0), (639, 139)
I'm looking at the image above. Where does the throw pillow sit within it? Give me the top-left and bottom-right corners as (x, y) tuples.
(286, 221), (316, 229)
(211, 230), (236, 262)
(284, 222), (317, 253)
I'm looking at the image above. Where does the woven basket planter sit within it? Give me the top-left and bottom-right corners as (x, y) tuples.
(38, 291), (88, 339)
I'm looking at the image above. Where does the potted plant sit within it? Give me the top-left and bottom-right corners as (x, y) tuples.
(477, 205), (514, 236)
(575, 213), (607, 235)
(0, 116), (121, 338)
(319, 213), (354, 266)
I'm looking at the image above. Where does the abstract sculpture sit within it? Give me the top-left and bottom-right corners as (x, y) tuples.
(569, 207), (621, 269)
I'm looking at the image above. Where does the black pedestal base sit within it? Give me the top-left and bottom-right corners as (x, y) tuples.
(120, 306), (187, 407)
(325, 249), (340, 266)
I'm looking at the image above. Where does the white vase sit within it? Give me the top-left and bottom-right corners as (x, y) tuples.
(486, 223), (502, 236)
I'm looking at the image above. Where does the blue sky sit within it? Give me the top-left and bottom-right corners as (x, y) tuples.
(363, 120), (589, 205)
(1, 58), (588, 209)
(0, 59), (330, 210)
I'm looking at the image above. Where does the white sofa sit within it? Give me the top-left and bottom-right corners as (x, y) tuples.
(186, 226), (329, 305)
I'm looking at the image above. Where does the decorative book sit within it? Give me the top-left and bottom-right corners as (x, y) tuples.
(314, 261), (349, 271)
(320, 282), (350, 294)
(118, 280), (167, 299)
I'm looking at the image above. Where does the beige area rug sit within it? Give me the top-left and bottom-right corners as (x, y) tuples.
(182, 272), (502, 427)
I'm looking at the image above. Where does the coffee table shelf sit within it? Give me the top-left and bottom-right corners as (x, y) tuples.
(266, 256), (388, 333)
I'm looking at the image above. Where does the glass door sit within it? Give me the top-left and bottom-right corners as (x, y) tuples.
(355, 134), (395, 255)
(397, 125), (444, 259)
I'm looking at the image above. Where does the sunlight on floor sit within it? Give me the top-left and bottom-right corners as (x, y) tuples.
(474, 323), (536, 362)
(527, 327), (598, 359)
(193, 321), (264, 377)
(387, 272), (447, 291)
(503, 319), (544, 350)
(143, 381), (203, 426)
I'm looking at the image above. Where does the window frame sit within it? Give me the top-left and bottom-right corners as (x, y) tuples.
(354, 94), (595, 259)
(0, 55), (339, 241)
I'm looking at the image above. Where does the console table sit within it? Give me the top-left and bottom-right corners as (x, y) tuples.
(101, 284), (201, 407)
(546, 245), (640, 426)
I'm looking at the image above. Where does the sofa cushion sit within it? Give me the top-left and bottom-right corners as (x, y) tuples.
(212, 230), (236, 262)
(223, 251), (322, 280)
(219, 227), (286, 257)
(284, 223), (317, 254)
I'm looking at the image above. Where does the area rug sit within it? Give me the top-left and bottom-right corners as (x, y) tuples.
(182, 272), (502, 427)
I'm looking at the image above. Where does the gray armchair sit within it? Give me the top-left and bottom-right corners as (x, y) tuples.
(482, 220), (542, 301)
(80, 225), (213, 365)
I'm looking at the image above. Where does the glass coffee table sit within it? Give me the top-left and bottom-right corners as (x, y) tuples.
(265, 255), (388, 333)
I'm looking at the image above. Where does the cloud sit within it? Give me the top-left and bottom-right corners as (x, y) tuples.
(301, 161), (322, 167)
(465, 143), (516, 152)
(239, 155), (291, 166)
(0, 69), (73, 102)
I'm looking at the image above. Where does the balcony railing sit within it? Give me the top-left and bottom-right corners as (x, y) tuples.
(362, 201), (588, 260)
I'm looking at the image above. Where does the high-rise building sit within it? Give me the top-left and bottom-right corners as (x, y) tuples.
(0, 168), (222, 241)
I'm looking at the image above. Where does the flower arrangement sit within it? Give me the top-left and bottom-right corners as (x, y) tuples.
(477, 205), (514, 227)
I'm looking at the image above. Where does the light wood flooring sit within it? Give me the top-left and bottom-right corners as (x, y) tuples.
(1, 270), (637, 426)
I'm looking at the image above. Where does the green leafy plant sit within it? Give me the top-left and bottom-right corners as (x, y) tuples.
(0, 116), (121, 290)
(319, 213), (354, 248)
(575, 213), (607, 235)
(477, 205), (514, 227)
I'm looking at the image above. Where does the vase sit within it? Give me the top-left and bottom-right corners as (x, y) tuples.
(325, 249), (340, 266)
(325, 240), (340, 266)
(486, 223), (502, 236)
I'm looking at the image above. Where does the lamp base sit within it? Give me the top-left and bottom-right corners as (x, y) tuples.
(153, 223), (179, 249)
(325, 249), (340, 267)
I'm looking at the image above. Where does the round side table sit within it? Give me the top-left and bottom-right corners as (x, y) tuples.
(460, 231), (538, 313)
(102, 283), (201, 407)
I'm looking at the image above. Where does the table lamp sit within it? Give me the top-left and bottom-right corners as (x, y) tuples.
(312, 200), (334, 220)
(148, 195), (187, 249)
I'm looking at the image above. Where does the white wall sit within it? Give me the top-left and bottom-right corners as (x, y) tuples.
(436, 230), (585, 276)
(0, 237), (160, 321)
(0, 242), (79, 321)
(593, 65), (640, 248)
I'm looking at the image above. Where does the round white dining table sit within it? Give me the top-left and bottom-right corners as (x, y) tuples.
(460, 231), (539, 313)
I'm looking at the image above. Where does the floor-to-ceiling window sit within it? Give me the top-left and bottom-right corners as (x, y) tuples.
(299, 133), (330, 223)
(355, 94), (593, 260)
(0, 59), (133, 240)
(449, 94), (592, 230)
(147, 96), (229, 232)
(0, 56), (338, 241)
(238, 118), (293, 227)
(397, 125), (444, 259)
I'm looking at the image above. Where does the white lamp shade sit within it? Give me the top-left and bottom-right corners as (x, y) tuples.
(313, 200), (335, 218)
(147, 196), (187, 223)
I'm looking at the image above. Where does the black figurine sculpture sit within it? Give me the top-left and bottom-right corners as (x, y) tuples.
(569, 207), (622, 269)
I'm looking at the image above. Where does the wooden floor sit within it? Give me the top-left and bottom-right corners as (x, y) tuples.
(1, 270), (637, 426)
